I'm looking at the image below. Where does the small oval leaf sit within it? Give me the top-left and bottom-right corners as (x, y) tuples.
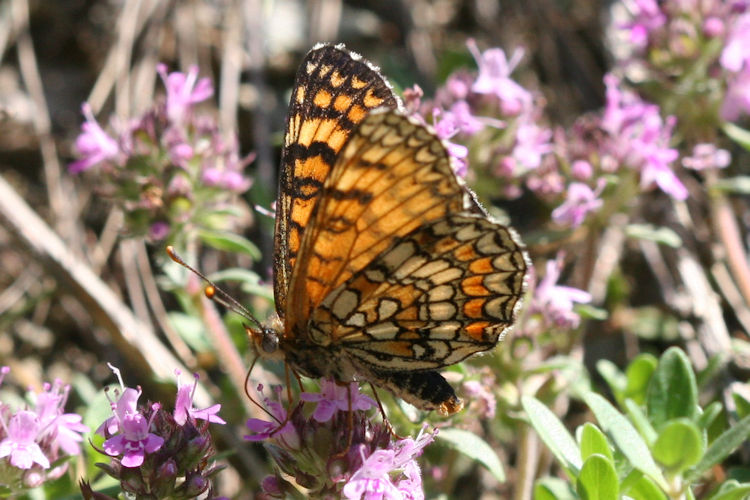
(723, 122), (750, 151)
(580, 423), (613, 462)
(624, 354), (658, 404)
(522, 396), (582, 475)
(198, 229), (261, 259)
(535, 478), (578, 500)
(707, 481), (750, 500)
(647, 347), (698, 430)
(688, 413), (750, 480)
(583, 392), (668, 490)
(652, 418), (704, 474)
(622, 473), (668, 500)
(438, 428), (505, 483)
(625, 224), (682, 248)
(576, 454), (619, 500)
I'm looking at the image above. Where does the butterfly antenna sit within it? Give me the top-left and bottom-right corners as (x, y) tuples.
(165, 246), (263, 331)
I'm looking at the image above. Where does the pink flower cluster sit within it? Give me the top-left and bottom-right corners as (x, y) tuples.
(89, 366), (225, 499)
(69, 64), (254, 243)
(246, 378), (435, 499)
(97, 368), (224, 468)
(0, 367), (88, 490)
(616, 0), (750, 121)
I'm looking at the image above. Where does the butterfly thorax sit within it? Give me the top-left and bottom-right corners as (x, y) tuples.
(247, 313), (358, 382)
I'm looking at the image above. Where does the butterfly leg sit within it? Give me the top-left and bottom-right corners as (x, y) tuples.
(368, 382), (405, 440)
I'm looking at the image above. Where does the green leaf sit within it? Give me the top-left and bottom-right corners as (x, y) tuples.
(580, 423), (613, 462)
(707, 481), (750, 500)
(576, 304), (608, 320)
(688, 413), (750, 480)
(723, 122), (750, 151)
(209, 267), (274, 301)
(697, 402), (723, 431)
(732, 389), (750, 420)
(583, 392), (668, 490)
(624, 399), (657, 445)
(168, 312), (213, 351)
(534, 477), (578, 500)
(596, 359), (626, 403)
(621, 472), (668, 500)
(576, 454), (619, 500)
(198, 229), (261, 259)
(647, 347), (698, 430)
(522, 396), (582, 475)
(625, 224), (682, 248)
(712, 176), (750, 195)
(652, 418), (704, 474)
(438, 428), (505, 482)
(624, 354), (658, 404)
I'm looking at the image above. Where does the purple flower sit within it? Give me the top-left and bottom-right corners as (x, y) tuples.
(621, 0), (666, 48)
(551, 181), (605, 228)
(0, 410), (50, 470)
(703, 16), (725, 37)
(221, 170), (252, 192)
(720, 13), (750, 72)
(245, 386), (299, 448)
(342, 427), (436, 500)
(513, 121), (554, 170)
(467, 39), (531, 116)
(69, 103), (120, 173)
(430, 107), (471, 177)
(638, 145), (687, 200)
(403, 84), (424, 115)
(722, 68), (750, 120)
(157, 63), (214, 124)
(173, 370), (225, 425)
(601, 74), (685, 199)
(682, 143), (731, 170)
(300, 379), (375, 423)
(98, 388), (164, 468)
(148, 221), (170, 241)
(571, 159), (593, 180)
(462, 380), (497, 419)
(342, 449), (402, 499)
(530, 255), (592, 329)
(34, 380), (89, 456)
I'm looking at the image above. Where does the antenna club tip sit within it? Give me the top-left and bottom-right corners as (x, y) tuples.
(205, 285), (216, 298)
(166, 245), (182, 264)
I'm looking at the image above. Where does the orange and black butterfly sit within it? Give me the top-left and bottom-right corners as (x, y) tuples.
(245, 43), (528, 416)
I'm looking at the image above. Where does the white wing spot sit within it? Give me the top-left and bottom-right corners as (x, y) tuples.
(377, 298), (400, 320)
(332, 289), (359, 320)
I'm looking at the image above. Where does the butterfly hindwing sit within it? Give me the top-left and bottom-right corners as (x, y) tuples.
(274, 44), (399, 316)
(311, 213), (527, 370)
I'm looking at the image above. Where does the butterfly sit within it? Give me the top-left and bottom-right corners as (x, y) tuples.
(248, 43), (528, 416)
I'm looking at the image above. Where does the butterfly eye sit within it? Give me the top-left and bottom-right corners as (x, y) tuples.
(261, 329), (279, 354)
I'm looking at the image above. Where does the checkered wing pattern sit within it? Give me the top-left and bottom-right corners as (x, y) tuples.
(264, 44), (528, 415)
(274, 44), (399, 315)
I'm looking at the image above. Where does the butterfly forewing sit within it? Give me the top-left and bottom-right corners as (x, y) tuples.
(274, 44), (399, 315)
(288, 111), (465, 327)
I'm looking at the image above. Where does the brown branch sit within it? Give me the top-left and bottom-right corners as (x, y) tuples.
(0, 173), (212, 408)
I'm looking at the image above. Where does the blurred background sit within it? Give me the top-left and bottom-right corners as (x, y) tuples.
(2, 0), (749, 498)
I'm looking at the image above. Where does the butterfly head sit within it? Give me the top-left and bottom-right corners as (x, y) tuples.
(246, 314), (286, 361)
